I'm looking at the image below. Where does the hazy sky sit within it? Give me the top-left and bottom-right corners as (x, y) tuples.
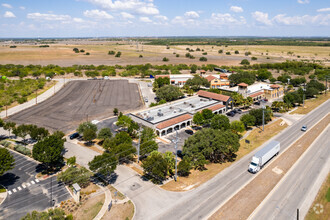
(1, 0), (330, 37)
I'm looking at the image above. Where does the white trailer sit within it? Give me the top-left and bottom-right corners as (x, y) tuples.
(248, 140), (280, 173)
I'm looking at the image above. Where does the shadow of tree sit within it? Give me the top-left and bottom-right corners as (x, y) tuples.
(0, 173), (20, 187)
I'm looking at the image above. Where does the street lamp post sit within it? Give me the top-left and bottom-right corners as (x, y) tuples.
(172, 130), (180, 181)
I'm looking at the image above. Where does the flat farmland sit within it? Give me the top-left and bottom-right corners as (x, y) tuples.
(8, 80), (142, 133)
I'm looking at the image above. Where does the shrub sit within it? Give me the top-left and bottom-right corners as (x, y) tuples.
(245, 51), (251, 56)
(115, 51), (122, 57)
(199, 57), (208, 62)
(162, 57), (169, 62)
(10, 45), (17, 48)
(85, 52), (90, 55)
(80, 49), (85, 53)
(251, 57), (257, 60)
(139, 55), (143, 58)
(14, 144), (31, 156)
(240, 59), (250, 65)
(235, 50), (239, 54)
(176, 54), (179, 57)
(226, 52), (231, 55)
(108, 50), (115, 55)
(202, 52), (207, 55)
(218, 50), (223, 54)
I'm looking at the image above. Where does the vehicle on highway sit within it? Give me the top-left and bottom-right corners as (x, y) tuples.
(301, 125), (307, 131)
(248, 140), (280, 173)
(226, 111), (236, 117)
(185, 130), (194, 135)
(69, 132), (80, 140)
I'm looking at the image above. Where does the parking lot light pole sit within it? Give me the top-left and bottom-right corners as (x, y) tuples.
(172, 130), (180, 182)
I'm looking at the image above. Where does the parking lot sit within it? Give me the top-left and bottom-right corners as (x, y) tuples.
(0, 151), (70, 220)
(158, 129), (193, 153)
(8, 80), (142, 133)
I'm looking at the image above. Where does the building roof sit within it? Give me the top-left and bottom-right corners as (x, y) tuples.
(156, 114), (192, 130)
(197, 90), (231, 102)
(249, 91), (264, 98)
(155, 75), (169, 79)
(208, 104), (226, 111)
(270, 84), (281, 89)
(238, 83), (248, 87)
(220, 73), (228, 77)
(205, 75), (217, 82)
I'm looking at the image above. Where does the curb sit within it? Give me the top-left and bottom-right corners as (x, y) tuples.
(0, 184), (8, 207)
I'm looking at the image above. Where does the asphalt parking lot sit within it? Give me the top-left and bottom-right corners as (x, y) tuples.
(158, 129), (193, 153)
(8, 80), (142, 133)
(0, 151), (71, 220)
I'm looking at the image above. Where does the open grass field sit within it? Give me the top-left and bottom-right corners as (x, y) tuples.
(161, 119), (287, 191)
(290, 93), (330, 115)
(1, 41), (329, 66)
(7, 79), (142, 133)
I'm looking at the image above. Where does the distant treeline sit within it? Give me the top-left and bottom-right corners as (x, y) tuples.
(144, 38), (330, 47)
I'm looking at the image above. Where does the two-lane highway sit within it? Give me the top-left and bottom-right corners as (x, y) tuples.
(250, 126), (330, 220)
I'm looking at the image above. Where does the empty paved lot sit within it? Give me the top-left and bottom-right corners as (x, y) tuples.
(8, 80), (142, 133)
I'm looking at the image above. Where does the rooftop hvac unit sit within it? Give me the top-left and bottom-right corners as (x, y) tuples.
(173, 110), (176, 113)
(147, 117), (154, 121)
(170, 106), (173, 109)
(157, 112), (163, 117)
(191, 104), (195, 108)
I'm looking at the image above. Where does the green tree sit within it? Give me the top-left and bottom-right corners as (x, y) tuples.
(141, 151), (168, 184)
(163, 151), (175, 176)
(154, 77), (170, 88)
(103, 131), (132, 151)
(178, 156), (191, 177)
(89, 152), (118, 176)
(116, 115), (133, 129)
(155, 85), (183, 102)
(229, 71), (255, 85)
(190, 64), (198, 73)
(52, 130), (65, 140)
(113, 108), (119, 116)
(240, 59), (250, 65)
(185, 75), (210, 91)
(139, 127), (158, 158)
(57, 166), (91, 187)
(112, 142), (137, 163)
(249, 109), (272, 126)
(230, 121), (245, 133)
(13, 124), (30, 143)
(218, 49), (223, 54)
(193, 112), (205, 126)
(67, 156), (76, 167)
(210, 114), (230, 130)
(3, 121), (16, 137)
(83, 128), (97, 143)
(199, 57), (207, 62)
(32, 135), (64, 170)
(235, 50), (239, 54)
(97, 128), (112, 141)
(0, 118), (4, 127)
(77, 122), (97, 134)
(0, 148), (15, 176)
(29, 126), (49, 141)
(162, 57), (169, 62)
(256, 69), (272, 81)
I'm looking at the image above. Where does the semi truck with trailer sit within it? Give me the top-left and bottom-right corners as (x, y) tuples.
(248, 140), (280, 173)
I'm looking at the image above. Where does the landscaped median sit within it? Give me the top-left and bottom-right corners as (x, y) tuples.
(209, 114), (330, 220)
(161, 119), (288, 191)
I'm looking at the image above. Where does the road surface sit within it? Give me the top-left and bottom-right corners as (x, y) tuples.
(250, 126), (330, 220)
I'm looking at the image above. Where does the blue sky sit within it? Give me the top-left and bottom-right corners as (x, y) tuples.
(0, 0), (329, 37)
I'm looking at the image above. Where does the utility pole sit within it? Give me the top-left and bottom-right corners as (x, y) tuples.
(137, 125), (142, 163)
(5, 105), (7, 118)
(50, 177), (53, 206)
(303, 83), (306, 107)
(297, 208), (299, 220)
(172, 130), (180, 181)
(35, 90), (38, 104)
(262, 105), (266, 131)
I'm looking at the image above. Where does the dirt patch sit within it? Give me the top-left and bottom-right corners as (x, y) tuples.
(101, 200), (135, 220)
(305, 173), (330, 220)
(7, 80), (142, 133)
(290, 93), (330, 115)
(161, 119), (287, 192)
(210, 114), (330, 220)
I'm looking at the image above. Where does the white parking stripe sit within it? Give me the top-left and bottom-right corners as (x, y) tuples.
(27, 183), (31, 186)
(13, 188), (17, 193)
(35, 179), (40, 183)
(8, 191), (12, 195)
(31, 181), (35, 184)
(22, 184), (26, 188)
(17, 186), (22, 191)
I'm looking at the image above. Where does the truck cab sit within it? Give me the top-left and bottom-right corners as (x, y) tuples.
(248, 156), (260, 173)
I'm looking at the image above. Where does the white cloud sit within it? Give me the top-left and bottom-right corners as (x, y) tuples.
(83, 9), (113, 19)
(273, 14), (330, 26)
(20, 6), (26, 10)
(184, 11), (199, 18)
(297, 0), (309, 4)
(4, 11), (16, 18)
(85, 0), (159, 15)
(73, 18), (84, 23)
(154, 15), (168, 21)
(252, 11), (272, 25)
(27, 13), (71, 21)
(230, 6), (243, 13)
(2, 3), (12, 9)
(121, 12), (135, 19)
(317, 8), (330, 12)
(139, 16), (152, 22)
(210, 13), (246, 26)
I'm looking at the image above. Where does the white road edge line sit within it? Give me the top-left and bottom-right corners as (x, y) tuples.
(248, 124), (329, 220)
(204, 112), (329, 220)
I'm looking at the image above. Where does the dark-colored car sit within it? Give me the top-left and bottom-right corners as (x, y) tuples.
(185, 130), (194, 135)
(254, 101), (260, 105)
(69, 132), (79, 140)
(226, 111), (236, 117)
(234, 109), (242, 114)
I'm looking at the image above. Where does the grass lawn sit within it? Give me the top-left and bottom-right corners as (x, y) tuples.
(72, 194), (105, 220)
(290, 93), (330, 115)
(161, 119), (287, 191)
(0, 185), (6, 193)
(305, 173), (330, 220)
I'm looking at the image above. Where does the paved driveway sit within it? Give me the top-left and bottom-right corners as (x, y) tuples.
(0, 151), (71, 220)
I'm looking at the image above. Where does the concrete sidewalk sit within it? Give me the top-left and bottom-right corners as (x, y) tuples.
(0, 79), (65, 118)
(93, 185), (112, 220)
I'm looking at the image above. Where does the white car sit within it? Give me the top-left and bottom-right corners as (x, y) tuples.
(104, 76), (109, 80)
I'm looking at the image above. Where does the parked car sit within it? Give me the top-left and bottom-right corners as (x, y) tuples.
(69, 132), (79, 140)
(301, 125), (307, 132)
(104, 76), (109, 80)
(185, 130), (194, 135)
(226, 111), (236, 117)
(263, 98), (268, 102)
(147, 83), (153, 87)
(254, 101), (260, 105)
(144, 98), (148, 102)
(234, 109), (242, 114)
